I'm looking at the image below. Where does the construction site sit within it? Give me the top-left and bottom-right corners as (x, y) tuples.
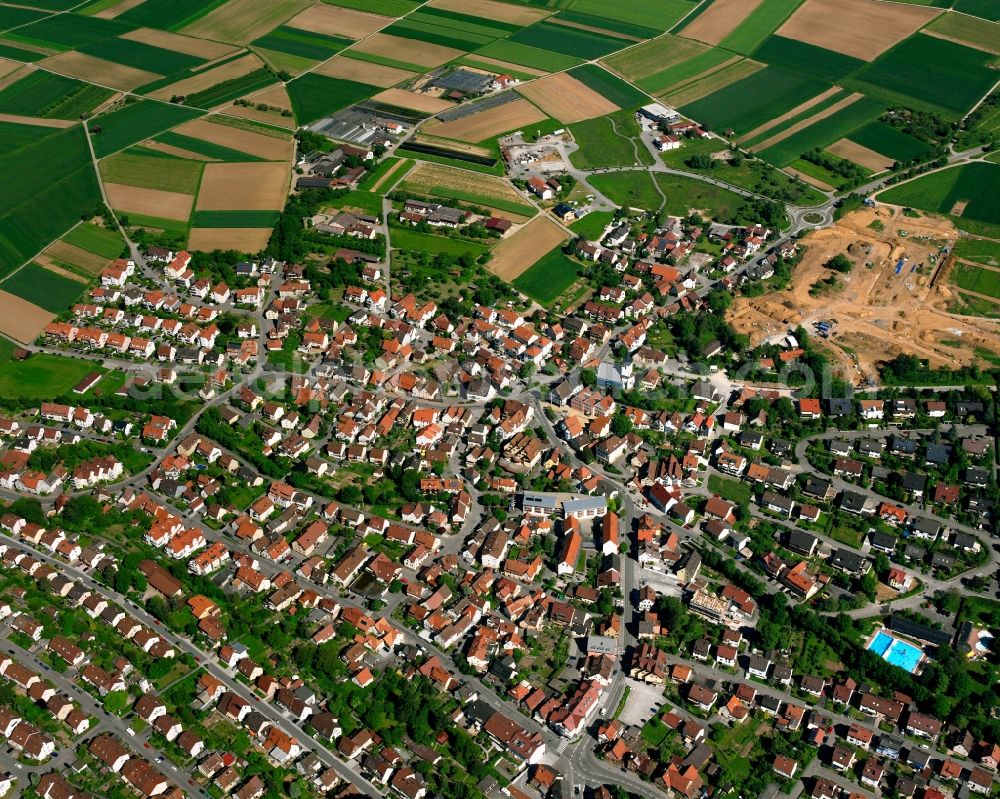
(728, 205), (1000, 382)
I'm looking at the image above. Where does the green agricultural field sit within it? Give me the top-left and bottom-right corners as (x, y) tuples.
(510, 20), (624, 59)
(8, 13), (134, 50)
(758, 96), (885, 167)
(0, 126), (102, 273)
(415, 6), (520, 35)
(252, 26), (352, 61)
(153, 131), (264, 162)
(568, 0), (696, 32)
(475, 40), (581, 71)
(117, 0), (230, 29)
(570, 210), (615, 240)
(185, 68), (278, 110)
(286, 74), (377, 124)
(62, 223), (125, 259)
(569, 111), (654, 170)
(320, 0), (420, 15)
(740, 88), (852, 148)
(191, 210), (281, 227)
(880, 163), (1000, 228)
(567, 64), (648, 109)
(340, 50), (428, 74)
(0, 71), (112, 119)
(391, 228), (488, 257)
(426, 187), (535, 216)
(717, 0), (805, 54)
(1, 263), (86, 313)
(0, 354), (103, 400)
(602, 34), (710, 82)
(638, 48), (734, 96)
(752, 35), (864, 83)
(554, 9), (660, 39)
(333, 190), (385, 217)
(680, 67), (827, 137)
(926, 12), (1000, 53)
(90, 101), (203, 159)
(100, 150), (205, 193)
(512, 247), (581, 306)
(121, 212), (188, 238)
(654, 172), (745, 219)
(8, 0), (79, 7)
(384, 18), (494, 51)
(847, 121), (935, 164)
(953, 263), (1000, 299)
(952, 0), (1000, 20)
(588, 171), (661, 211)
(0, 5), (50, 30)
(0, 120), (60, 154)
(78, 36), (205, 74)
(0, 42), (46, 61)
(953, 238), (1000, 266)
(848, 34), (998, 119)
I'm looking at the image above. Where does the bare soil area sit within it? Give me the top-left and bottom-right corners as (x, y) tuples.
(196, 162), (289, 211)
(316, 56), (415, 88)
(682, 0), (766, 45)
(149, 53), (263, 101)
(42, 51), (160, 91)
(517, 72), (618, 124)
(371, 88), (454, 114)
(105, 183), (194, 221)
(287, 5), (390, 39)
(174, 118), (292, 161)
(827, 138), (893, 172)
(427, 0), (550, 25)
(0, 290), (54, 343)
(353, 33), (463, 68)
(488, 215), (568, 281)
(188, 228), (272, 252)
(426, 98), (547, 142)
(727, 207), (1000, 380)
(777, 0), (940, 60)
(121, 28), (237, 59)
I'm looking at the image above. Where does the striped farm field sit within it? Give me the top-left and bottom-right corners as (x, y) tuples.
(180, 0), (313, 44)
(636, 47), (735, 96)
(659, 57), (762, 106)
(718, 0), (806, 54)
(90, 101), (203, 159)
(757, 95), (884, 166)
(681, 0), (770, 45)
(0, 70), (112, 119)
(508, 20), (627, 59)
(678, 66), (826, 136)
(285, 4), (391, 39)
(601, 34), (710, 82)
(568, 0), (695, 32)
(475, 40), (581, 71)
(251, 26), (351, 61)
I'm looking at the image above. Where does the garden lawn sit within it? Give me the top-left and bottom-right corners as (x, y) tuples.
(512, 247), (581, 306)
(390, 228), (488, 257)
(0, 354), (102, 400)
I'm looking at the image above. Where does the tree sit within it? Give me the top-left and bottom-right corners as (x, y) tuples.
(103, 690), (130, 716)
(610, 414), (633, 437)
(825, 254), (853, 273)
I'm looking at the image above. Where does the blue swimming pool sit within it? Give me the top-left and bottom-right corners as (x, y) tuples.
(867, 630), (923, 673)
(868, 631), (893, 657)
